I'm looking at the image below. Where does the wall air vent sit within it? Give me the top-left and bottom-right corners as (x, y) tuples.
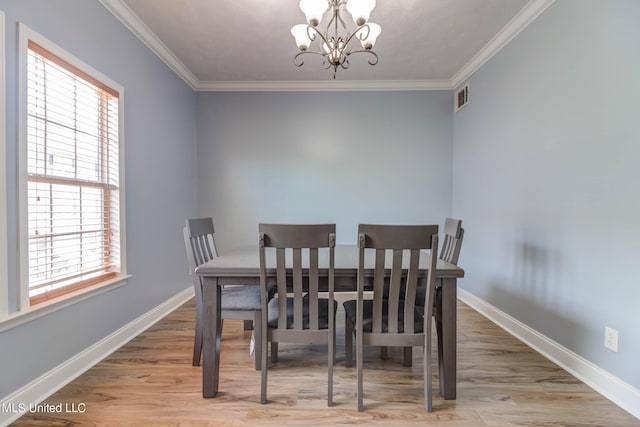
(455, 83), (469, 112)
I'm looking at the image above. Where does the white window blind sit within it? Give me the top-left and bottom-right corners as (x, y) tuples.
(26, 40), (121, 305)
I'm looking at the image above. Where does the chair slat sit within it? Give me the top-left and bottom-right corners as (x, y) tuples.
(203, 234), (216, 260)
(309, 248), (319, 330)
(276, 248), (287, 330)
(372, 249), (385, 334)
(441, 235), (453, 263)
(293, 248), (303, 330)
(387, 249), (403, 334)
(403, 249), (420, 334)
(439, 218), (463, 264)
(190, 239), (202, 266)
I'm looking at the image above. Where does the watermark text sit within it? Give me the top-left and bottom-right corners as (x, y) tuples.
(2, 401), (86, 414)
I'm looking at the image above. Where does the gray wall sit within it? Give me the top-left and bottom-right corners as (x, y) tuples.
(0, 0), (197, 397)
(452, 0), (640, 388)
(196, 91), (453, 250)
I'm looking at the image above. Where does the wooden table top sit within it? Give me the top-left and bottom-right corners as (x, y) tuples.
(196, 245), (464, 279)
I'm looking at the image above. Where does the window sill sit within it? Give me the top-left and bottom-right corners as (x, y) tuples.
(0, 274), (130, 333)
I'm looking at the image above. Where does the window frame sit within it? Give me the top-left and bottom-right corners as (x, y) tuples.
(16, 23), (128, 314)
(1, 10), (8, 320)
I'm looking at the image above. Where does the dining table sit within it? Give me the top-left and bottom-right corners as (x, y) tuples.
(195, 244), (464, 400)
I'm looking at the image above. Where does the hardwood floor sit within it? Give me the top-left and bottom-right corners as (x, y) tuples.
(11, 298), (638, 426)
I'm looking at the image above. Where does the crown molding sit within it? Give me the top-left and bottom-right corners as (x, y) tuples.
(195, 79), (452, 92)
(98, 0), (199, 89)
(101, 0), (554, 92)
(451, 0), (556, 89)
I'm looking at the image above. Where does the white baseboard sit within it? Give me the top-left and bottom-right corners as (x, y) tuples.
(458, 288), (640, 420)
(0, 286), (194, 427)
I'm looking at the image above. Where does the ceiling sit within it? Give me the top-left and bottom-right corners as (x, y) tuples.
(100, 0), (554, 91)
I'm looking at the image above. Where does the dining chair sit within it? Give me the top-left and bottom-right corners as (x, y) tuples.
(402, 217), (464, 367)
(258, 223), (337, 406)
(184, 217), (270, 370)
(344, 224), (439, 412)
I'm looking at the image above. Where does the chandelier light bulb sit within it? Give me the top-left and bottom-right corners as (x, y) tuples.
(322, 40), (344, 65)
(356, 22), (381, 49)
(299, 0), (327, 27)
(346, 0), (376, 26)
(291, 24), (313, 51)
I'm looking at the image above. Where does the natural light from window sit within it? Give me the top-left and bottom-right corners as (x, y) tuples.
(22, 34), (123, 306)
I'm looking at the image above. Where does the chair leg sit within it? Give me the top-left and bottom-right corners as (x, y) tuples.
(425, 319), (433, 412)
(403, 347), (412, 367)
(436, 315), (444, 393)
(244, 320), (253, 331)
(271, 342), (278, 363)
(379, 346), (413, 366)
(333, 320), (337, 364)
(192, 298), (203, 366)
(261, 320), (268, 404)
(345, 319), (353, 367)
(357, 332), (363, 412)
(328, 324), (334, 407)
(253, 312), (262, 371)
(435, 295), (444, 397)
(380, 347), (388, 360)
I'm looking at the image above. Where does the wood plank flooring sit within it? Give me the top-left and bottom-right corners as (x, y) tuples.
(10, 299), (639, 426)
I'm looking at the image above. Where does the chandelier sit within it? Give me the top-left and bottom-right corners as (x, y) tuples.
(291, 0), (382, 78)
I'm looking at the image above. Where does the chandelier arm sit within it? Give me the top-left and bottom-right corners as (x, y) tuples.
(327, 1), (349, 41)
(309, 25), (330, 48)
(343, 23), (370, 49)
(294, 50), (332, 67)
(346, 49), (379, 66)
(324, 9), (338, 42)
(335, 10), (350, 34)
(305, 24), (320, 43)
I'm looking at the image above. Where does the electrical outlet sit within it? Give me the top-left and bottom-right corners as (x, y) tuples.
(604, 327), (618, 352)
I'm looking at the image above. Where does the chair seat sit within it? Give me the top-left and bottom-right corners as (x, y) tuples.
(343, 299), (424, 333)
(268, 297), (338, 329)
(222, 285), (275, 311)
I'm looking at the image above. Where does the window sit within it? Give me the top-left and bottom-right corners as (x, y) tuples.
(18, 25), (126, 308)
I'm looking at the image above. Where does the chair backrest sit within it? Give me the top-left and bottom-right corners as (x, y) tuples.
(439, 218), (464, 265)
(184, 218), (219, 273)
(358, 224), (439, 334)
(258, 223), (336, 332)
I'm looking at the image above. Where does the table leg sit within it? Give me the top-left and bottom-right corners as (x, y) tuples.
(202, 277), (221, 397)
(440, 278), (457, 399)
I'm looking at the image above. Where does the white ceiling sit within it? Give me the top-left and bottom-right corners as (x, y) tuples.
(100, 0), (554, 91)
